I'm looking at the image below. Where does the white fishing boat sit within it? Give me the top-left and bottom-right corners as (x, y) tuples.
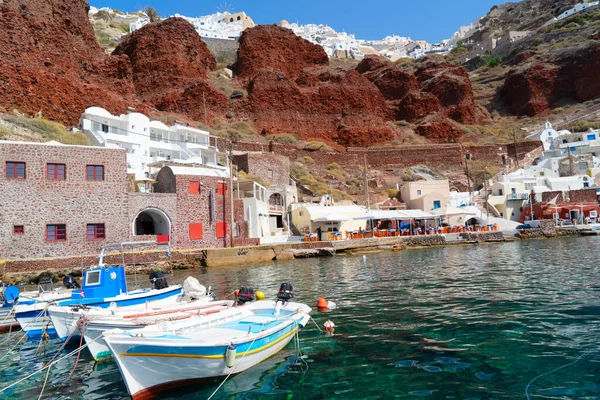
(82, 299), (234, 361)
(15, 241), (183, 339)
(104, 285), (310, 399)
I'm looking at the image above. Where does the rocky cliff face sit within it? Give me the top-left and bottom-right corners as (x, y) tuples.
(235, 26), (395, 146)
(356, 56), (486, 142)
(502, 40), (600, 116)
(0, 0), (135, 125)
(112, 17), (228, 123)
(113, 18), (217, 102)
(234, 25), (329, 81)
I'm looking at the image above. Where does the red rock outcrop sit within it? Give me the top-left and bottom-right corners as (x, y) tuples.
(0, 0), (135, 125)
(416, 120), (463, 144)
(234, 25), (329, 81)
(417, 61), (480, 124)
(502, 62), (558, 116)
(234, 26), (394, 146)
(113, 18), (217, 103)
(245, 68), (394, 146)
(356, 56), (485, 142)
(155, 81), (229, 125)
(502, 41), (600, 116)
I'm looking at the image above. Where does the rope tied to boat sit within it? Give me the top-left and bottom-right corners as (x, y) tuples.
(0, 302), (52, 363)
(0, 330), (105, 396)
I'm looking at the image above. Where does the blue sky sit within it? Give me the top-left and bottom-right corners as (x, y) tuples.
(91, 0), (510, 43)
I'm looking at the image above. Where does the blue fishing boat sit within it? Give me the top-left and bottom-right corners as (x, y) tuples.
(15, 241), (183, 339)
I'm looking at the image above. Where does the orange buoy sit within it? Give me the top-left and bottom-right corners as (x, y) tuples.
(317, 296), (328, 311)
(234, 289), (240, 298)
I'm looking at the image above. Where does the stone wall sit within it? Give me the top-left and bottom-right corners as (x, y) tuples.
(460, 231), (505, 241)
(568, 188), (598, 203)
(402, 235), (447, 246)
(0, 142), (129, 259)
(233, 152), (291, 185)
(217, 138), (543, 172)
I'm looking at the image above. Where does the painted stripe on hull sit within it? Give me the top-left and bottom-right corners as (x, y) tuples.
(121, 326), (299, 359)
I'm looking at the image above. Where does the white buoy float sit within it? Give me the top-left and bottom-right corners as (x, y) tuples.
(225, 343), (236, 368)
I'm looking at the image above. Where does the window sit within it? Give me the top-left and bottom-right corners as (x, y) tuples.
(46, 224), (66, 241)
(13, 225), (24, 235)
(47, 163), (66, 180)
(85, 270), (101, 286)
(588, 134), (596, 141)
(216, 222), (228, 238)
(189, 182), (201, 195)
(6, 162), (26, 179)
(189, 223), (203, 240)
(433, 200), (441, 209)
(87, 165), (104, 181)
(591, 211), (598, 218)
(268, 169), (274, 179)
(217, 182), (227, 195)
(87, 223), (105, 240)
(416, 189), (422, 196)
(498, 189), (503, 195)
(101, 124), (109, 133)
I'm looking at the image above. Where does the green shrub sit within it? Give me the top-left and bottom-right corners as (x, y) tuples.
(0, 124), (14, 139)
(388, 189), (400, 199)
(3, 115), (91, 145)
(298, 156), (314, 165)
(395, 120), (411, 127)
(484, 54), (503, 68)
(327, 162), (341, 170)
(265, 133), (297, 145)
(391, 140), (402, 146)
(304, 141), (333, 151)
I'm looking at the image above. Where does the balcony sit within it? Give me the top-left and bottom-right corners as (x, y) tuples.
(506, 193), (529, 200)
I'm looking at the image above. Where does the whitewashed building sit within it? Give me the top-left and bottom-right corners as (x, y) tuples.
(527, 121), (572, 151)
(80, 107), (224, 181)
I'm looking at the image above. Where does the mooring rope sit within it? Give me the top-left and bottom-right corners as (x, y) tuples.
(0, 304), (51, 363)
(525, 348), (599, 400)
(206, 321), (268, 400)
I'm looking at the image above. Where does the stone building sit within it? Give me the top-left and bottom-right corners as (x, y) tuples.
(0, 141), (130, 259)
(232, 152), (290, 186)
(0, 141), (258, 262)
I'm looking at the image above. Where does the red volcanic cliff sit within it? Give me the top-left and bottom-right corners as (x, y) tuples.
(113, 18), (217, 102)
(0, 0), (135, 125)
(356, 56), (485, 142)
(502, 40), (600, 116)
(234, 25), (329, 81)
(236, 26), (395, 146)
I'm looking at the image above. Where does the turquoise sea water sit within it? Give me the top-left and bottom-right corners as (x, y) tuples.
(1, 236), (600, 399)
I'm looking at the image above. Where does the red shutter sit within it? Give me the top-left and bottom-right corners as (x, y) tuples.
(189, 223), (203, 240)
(156, 234), (170, 244)
(217, 182), (227, 195)
(216, 222), (228, 238)
(188, 182), (200, 194)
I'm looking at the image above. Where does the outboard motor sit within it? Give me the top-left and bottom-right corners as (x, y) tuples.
(63, 275), (80, 289)
(277, 283), (294, 304)
(149, 271), (168, 290)
(237, 287), (256, 305)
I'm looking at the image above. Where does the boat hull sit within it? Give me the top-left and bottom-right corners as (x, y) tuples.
(107, 323), (299, 399)
(49, 286), (183, 342)
(104, 301), (311, 399)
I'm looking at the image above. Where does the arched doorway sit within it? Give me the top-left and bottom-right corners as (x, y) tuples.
(133, 208), (171, 236)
